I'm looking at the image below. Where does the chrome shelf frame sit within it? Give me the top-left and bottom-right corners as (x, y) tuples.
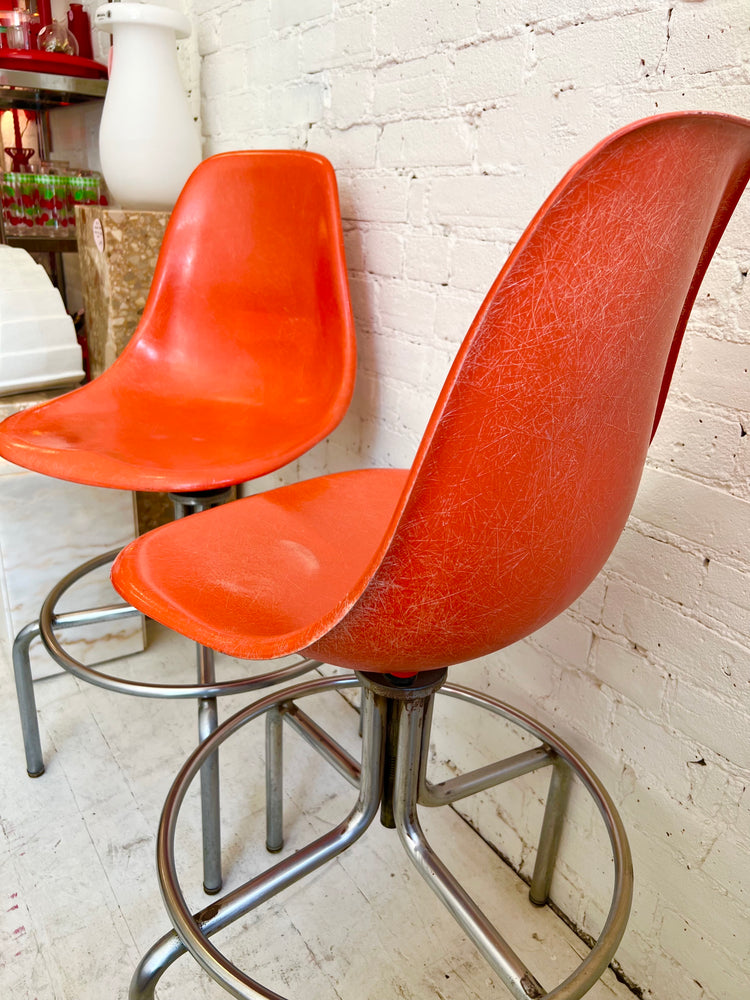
(0, 67), (107, 294)
(0, 68), (107, 112)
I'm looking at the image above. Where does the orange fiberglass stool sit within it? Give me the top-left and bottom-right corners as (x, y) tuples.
(112, 112), (750, 999)
(0, 149), (356, 894)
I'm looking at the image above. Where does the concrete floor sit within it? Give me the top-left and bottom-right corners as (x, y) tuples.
(0, 622), (634, 1000)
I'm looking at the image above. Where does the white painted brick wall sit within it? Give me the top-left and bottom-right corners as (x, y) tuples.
(183, 1), (750, 997)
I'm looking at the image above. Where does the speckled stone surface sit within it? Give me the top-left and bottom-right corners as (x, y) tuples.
(77, 205), (173, 534)
(77, 205), (170, 379)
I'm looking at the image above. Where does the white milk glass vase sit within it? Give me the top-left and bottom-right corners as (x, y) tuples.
(94, 2), (201, 210)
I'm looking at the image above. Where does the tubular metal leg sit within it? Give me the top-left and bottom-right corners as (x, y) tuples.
(173, 490), (232, 896)
(394, 697), (547, 1000)
(132, 675), (632, 1000)
(13, 601), (140, 778)
(131, 677), (381, 999)
(265, 697), (362, 854)
(529, 757), (572, 907)
(12, 620), (44, 777)
(265, 705), (284, 853)
(197, 643), (222, 894)
(130, 929), (188, 1000)
(412, 683), (634, 1000)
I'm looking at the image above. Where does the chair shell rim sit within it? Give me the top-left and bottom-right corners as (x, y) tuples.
(37, 548), (321, 699)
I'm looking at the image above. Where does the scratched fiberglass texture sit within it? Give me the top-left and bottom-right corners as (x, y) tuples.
(113, 114), (750, 675)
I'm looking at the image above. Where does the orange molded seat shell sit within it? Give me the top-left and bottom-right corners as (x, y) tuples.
(112, 112), (750, 674)
(117, 468), (409, 659)
(0, 151), (356, 492)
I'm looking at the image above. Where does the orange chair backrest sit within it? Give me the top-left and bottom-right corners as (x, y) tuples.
(118, 149), (356, 439)
(310, 113), (750, 674)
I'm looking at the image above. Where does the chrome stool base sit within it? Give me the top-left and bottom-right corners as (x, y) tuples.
(131, 673), (633, 1000)
(10, 489), (322, 894)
